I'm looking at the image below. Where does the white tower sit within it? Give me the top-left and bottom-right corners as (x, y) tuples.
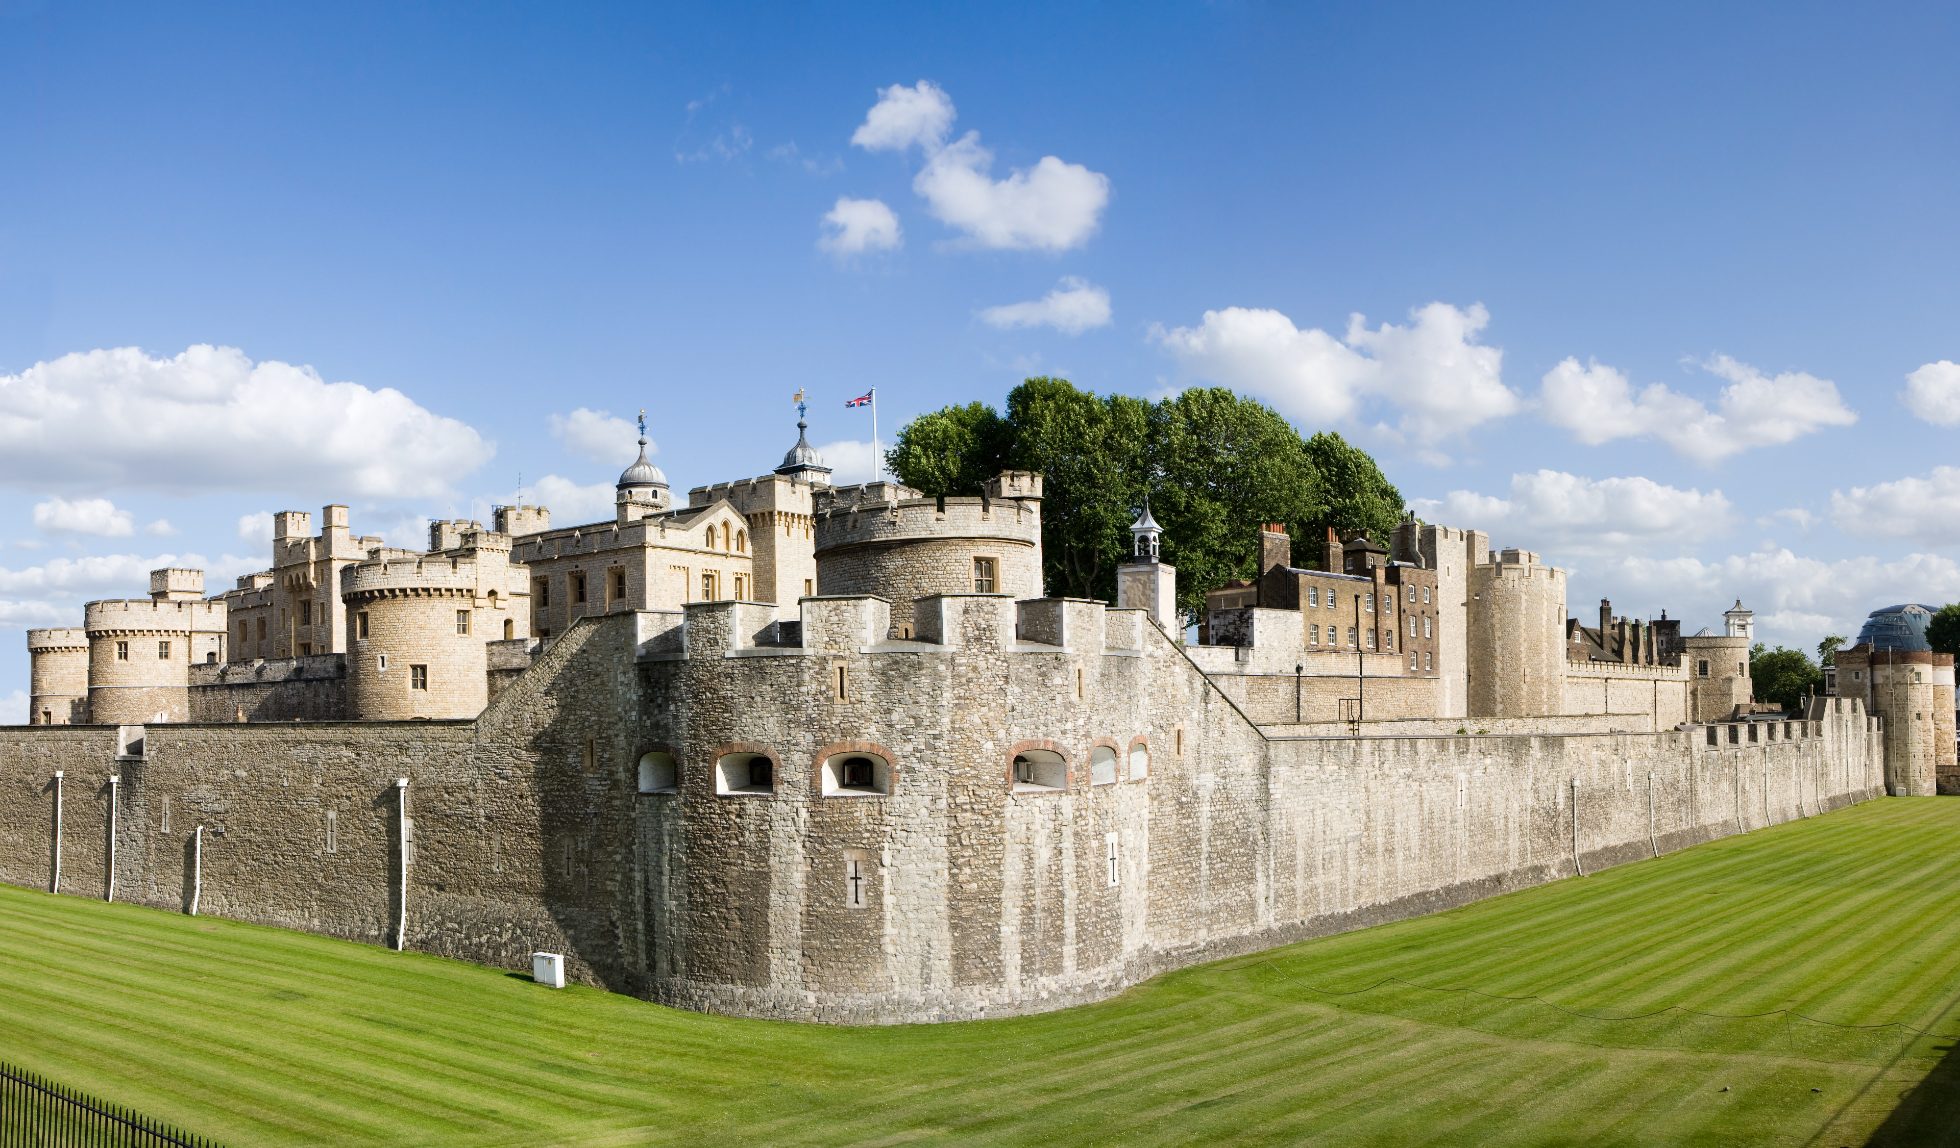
(1724, 599), (1754, 640)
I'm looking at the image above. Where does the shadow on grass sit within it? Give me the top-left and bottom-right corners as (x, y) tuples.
(1866, 1037), (1960, 1147)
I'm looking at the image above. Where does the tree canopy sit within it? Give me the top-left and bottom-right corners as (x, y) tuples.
(1750, 643), (1823, 713)
(1926, 604), (1960, 658)
(885, 378), (1404, 616)
(1816, 634), (1846, 667)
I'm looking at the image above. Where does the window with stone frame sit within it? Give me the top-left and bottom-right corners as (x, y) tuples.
(300, 599), (312, 625)
(534, 577), (550, 607)
(973, 556), (998, 593)
(1425, 651), (1433, 670)
(701, 570), (719, 600)
(1347, 626), (1357, 647)
(609, 567), (627, 603)
(357, 611), (370, 639)
(1309, 623), (1319, 645)
(410, 664), (429, 690)
(116, 641), (128, 661)
(1698, 659), (1710, 678)
(503, 618), (515, 639)
(456, 610), (470, 636)
(571, 571), (587, 604)
(1011, 749), (1066, 791)
(158, 640), (171, 659)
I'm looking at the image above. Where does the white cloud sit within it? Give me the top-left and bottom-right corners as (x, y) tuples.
(1153, 301), (1516, 445)
(1902, 360), (1960, 426)
(2, 690), (25, 726)
(0, 551), (260, 599)
(850, 81), (956, 152)
(1538, 354), (1857, 464)
(846, 80), (1109, 252)
(979, 277), (1112, 335)
(1829, 466), (1960, 546)
(0, 345), (492, 498)
(1588, 545), (1960, 650)
(819, 197), (903, 256)
(237, 512), (274, 545)
(550, 408), (644, 464)
(523, 475), (617, 527)
(32, 496), (134, 537)
(766, 142), (843, 176)
(144, 519), (176, 536)
(1756, 507), (1817, 532)
(913, 133), (1110, 252)
(815, 440), (882, 485)
(1412, 470), (1731, 557)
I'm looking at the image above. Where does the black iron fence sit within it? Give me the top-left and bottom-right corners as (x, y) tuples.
(0, 1061), (218, 1147)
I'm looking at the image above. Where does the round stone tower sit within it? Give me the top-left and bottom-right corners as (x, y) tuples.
(1465, 548), (1568, 719)
(342, 538), (528, 720)
(814, 471), (1043, 637)
(26, 627), (90, 725)
(1835, 603), (1956, 796)
(83, 597), (227, 725)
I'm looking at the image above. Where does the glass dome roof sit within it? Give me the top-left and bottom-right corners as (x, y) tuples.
(1854, 603), (1937, 652)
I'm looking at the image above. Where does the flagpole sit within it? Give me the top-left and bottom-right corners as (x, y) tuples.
(871, 387), (880, 483)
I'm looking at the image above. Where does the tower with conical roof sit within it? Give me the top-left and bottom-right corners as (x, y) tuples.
(616, 410), (671, 525)
(1116, 496), (1178, 633)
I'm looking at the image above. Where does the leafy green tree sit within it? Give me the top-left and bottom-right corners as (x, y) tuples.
(1926, 604), (1960, 658)
(1750, 644), (1823, 713)
(1816, 634), (1846, 666)
(1001, 378), (1151, 601)
(1304, 431), (1404, 567)
(1150, 387), (1319, 615)
(882, 402), (1008, 497)
(886, 377), (1406, 620)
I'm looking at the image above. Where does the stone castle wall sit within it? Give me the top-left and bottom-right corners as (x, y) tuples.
(0, 599), (1890, 1026)
(1561, 660), (1690, 729)
(188, 655), (348, 723)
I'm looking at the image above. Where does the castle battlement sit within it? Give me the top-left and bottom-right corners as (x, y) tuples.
(1565, 659), (1688, 681)
(813, 488), (1041, 552)
(25, 628), (88, 652)
(341, 553), (517, 600)
(83, 598), (228, 634)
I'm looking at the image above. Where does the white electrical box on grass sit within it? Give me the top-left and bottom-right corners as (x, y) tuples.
(532, 951), (565, 988)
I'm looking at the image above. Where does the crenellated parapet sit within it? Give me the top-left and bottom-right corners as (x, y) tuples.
(813, 472), (1043, 636)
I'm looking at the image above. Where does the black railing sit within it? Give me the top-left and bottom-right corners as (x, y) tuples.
(0, 1061), (219, 1147)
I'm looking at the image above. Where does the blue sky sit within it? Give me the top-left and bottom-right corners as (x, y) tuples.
(3, 2), (1958, 716)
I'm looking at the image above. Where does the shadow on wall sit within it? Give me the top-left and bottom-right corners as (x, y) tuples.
(526, 619), (643, 996)
(1864, 1032), (1960, 1146)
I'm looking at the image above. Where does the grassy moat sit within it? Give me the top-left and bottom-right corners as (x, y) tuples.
(2, 799), (1958, 1146)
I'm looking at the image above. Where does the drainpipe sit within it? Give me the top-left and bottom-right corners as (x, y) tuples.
(106, 775), (120, 902)
(189, 826), (202, 916)
(50, 771), (63, 894)
(395, 777), (410, 951)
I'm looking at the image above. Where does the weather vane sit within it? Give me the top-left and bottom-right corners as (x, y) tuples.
(637, 408), (647, 440)
(793, 388), (807, 420)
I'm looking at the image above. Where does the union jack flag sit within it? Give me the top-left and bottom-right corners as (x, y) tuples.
(845, 390), (873, 408)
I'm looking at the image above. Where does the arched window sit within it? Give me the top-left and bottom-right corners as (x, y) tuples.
(1090, 746), (1118, 786)
(1128, 743), (1150, 780)
(637, 751), (678, 794)
(821, 751), (891, 796)
(736, 529), (747, 553)
(503, 618), (515, 640)
(1011, 749), (1066, 792)
(715, 752), (775, 795)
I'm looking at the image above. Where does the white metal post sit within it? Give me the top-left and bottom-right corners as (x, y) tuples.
(1571, 777), (1584, 877)
(50, 771), (63, 894)
(189, 826), (202, 916)
(106, 775), (120, 902)
(395, 777), (410, 951)
(1647, 770), (1658, 858)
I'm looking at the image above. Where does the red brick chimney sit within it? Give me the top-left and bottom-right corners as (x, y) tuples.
(1324, 527), (1343, 574)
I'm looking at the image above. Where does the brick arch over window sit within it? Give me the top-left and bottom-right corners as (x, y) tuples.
(812, 739), (901, 796)
(1088, 737), (1123, 786)
(706, 741), (781, 787)
(1006, 738), (1071, 790)
(637, 741), (682, 793)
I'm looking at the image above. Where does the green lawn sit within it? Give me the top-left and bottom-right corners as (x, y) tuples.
(3, 800), (1960, 1146)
